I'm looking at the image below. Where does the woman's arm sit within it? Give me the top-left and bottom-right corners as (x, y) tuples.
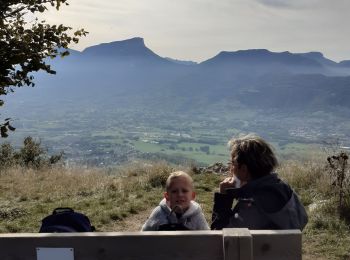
(211, 193), (234, 230)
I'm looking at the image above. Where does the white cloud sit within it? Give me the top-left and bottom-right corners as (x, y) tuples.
(255, 0), (291, 8)
(254, 0), (320, 8)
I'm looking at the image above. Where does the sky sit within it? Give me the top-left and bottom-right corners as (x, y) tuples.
(41, 0), (350, 62)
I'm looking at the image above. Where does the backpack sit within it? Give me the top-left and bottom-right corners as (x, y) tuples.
(39, 207), (95, 233)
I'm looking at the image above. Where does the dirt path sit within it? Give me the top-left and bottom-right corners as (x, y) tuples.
(111, 208), (153, 232)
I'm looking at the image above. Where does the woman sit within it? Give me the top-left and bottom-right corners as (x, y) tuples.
(211, 134), (308, 230)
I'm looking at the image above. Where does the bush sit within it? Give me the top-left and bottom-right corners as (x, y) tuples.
(0, 143), (16, 168)
(327, 151), (350, 221)
(279, 152), (350, 225)
(148, 170), (170, 188)
(0, 136), (63, 170)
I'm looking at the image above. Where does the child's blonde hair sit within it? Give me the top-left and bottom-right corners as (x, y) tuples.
(165, 171), (193, 191)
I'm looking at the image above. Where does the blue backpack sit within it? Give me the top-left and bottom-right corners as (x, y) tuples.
(39, 208), (95, 233)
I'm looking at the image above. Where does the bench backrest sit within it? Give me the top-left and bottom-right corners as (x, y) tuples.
(0, 229), (301, 260)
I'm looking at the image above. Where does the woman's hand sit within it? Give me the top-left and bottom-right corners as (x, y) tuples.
(219, 177), (237, 194)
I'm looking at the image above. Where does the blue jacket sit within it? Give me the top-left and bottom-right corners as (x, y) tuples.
(211, 173), (308, 230)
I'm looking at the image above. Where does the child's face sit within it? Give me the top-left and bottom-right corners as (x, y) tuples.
(164, 176), (195, 213)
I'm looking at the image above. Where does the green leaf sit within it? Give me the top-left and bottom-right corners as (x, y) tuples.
(0, 0), (87, 138)
(0, 126), (8, 138)
(8, 125), (16, 131)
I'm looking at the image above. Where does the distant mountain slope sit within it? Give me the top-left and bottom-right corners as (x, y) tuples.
(5, 37), (350, 123)
(297, 52), (337, 67)
(339, 60), (350, 67)
(202, 49), (321, 66)
(79, 37), (173, 66)
(200, 49), (328, 76)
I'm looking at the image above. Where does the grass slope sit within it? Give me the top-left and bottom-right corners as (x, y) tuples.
(0, 159), (349, 259)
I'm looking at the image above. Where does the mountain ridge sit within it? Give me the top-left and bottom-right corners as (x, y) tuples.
(69, 37), (349, 68)
(33, 37), (350, 112)
(77, 37), (172, 66)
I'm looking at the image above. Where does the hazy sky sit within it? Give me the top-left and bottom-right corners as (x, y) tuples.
(42, 0), (350, 62)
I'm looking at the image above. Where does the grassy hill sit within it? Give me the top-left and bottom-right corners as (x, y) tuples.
(0, 157), (349, 259)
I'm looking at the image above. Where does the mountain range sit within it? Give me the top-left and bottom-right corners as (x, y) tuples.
(2, 37), (350, 161)
(25, 37), (350, 111)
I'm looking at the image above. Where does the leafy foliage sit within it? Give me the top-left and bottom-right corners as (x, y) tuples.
(0, 136), (63, 169)
(0, 0), (87, 136)
(0, 118), (15, 137)
(0, 141), (15, 168)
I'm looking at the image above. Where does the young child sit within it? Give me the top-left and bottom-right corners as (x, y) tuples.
(141, 171), (209, 231)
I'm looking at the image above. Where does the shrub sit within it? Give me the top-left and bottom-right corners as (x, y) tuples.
(148, 170), (170, 188)
(326, 151), (350, 221)
(0, 143), (16, 169)
(0, 136), (63, 170)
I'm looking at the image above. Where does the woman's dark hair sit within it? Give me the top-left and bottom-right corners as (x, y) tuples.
(228, 134), (278, 178)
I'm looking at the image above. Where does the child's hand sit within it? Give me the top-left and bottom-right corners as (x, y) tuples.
(219, 177), (237, 194)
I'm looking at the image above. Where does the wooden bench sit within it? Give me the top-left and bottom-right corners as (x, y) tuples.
(0, 228), (301, 260)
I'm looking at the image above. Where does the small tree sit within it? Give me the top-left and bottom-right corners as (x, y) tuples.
(17, 136), (46, 167)
(0, 142), (16, 168)
(0, 136), (63, 170)
(0, 0), (88, 136)
(327, 151), (350, 220)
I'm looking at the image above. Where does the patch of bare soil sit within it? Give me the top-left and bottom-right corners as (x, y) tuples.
(111, 208), (153, 232)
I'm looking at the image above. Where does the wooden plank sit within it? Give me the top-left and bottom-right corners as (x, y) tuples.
(223, 228), (239, 260)
(0, 229), (301, 260)
(0, 231), (223, 260)
(223, 228), (252, 260)
(250, 230), (302, 260)
(236, 228), (253, 260)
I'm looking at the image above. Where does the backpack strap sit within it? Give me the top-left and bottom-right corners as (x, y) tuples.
(52, 208), (74, 215)
(166, 205), (184, 224)
(157, 205), (189, 231)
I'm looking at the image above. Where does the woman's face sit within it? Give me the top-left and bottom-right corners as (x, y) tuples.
(229, 160), (241, 179)
(229, 155), (250, 183)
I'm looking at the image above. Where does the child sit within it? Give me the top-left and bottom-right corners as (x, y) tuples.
(142, 171), (209, 231)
